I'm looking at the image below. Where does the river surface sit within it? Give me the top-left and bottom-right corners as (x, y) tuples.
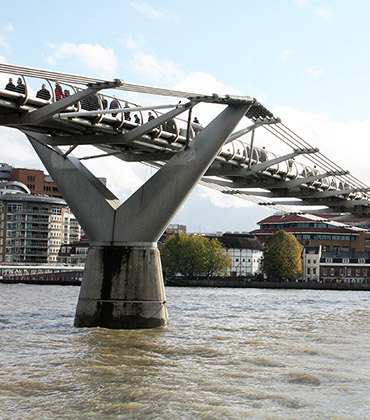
(0, 284), (369, 420)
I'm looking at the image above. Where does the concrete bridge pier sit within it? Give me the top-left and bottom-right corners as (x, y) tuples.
(23, 101), (252, 329)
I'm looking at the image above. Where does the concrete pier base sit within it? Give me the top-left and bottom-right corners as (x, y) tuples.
(74, 244), (168, 329)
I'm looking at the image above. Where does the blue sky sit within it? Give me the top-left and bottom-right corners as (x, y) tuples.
(1, 0), (370, 232)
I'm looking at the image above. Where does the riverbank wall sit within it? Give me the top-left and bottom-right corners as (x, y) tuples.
(165, 277), (370, 291)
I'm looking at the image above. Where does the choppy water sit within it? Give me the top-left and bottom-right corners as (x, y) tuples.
(0, 284), (369, 420)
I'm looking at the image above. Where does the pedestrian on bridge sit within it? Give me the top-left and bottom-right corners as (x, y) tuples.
(15, 78), (25, 94)
(5, 78), (16, 92)
(55, 82), (64, 100)
(36, 84), (51, 101)
(109, 96), (120, 117)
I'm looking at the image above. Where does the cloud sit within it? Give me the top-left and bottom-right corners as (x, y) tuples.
(131, 1), (178, 21)
(272, 106), (370, 185)
(0, 35), (8, 51)
(129, 53), (184, 83)
(197, 185), (254, 209)
(45, 43), (118, 78)
(317, 7), (331, 21)
(295, 0), (308, 7)
(279, 48), (295, 60)
(6, 23), (14, 32)
(305, 66), (323, 78)
(119, 34), (145, 51)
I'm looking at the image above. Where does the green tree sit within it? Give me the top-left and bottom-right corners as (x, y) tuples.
(262, 230), (302, 281)
(161, 234), (231, 277)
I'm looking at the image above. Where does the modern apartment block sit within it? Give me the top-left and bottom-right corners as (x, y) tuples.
(0, 173), (82, 263)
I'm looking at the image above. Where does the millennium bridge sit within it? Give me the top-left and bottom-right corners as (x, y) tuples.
(0, 63), (369, 329)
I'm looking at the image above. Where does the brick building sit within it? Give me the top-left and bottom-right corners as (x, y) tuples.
(251, 213), (370, 254)
(0, 162), (62, 198)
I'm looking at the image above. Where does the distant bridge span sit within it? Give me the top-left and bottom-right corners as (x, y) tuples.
(0, 63), (369, 329)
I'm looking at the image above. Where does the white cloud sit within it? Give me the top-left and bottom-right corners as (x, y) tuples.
(317, 7), (331, 22)
(197, 185), (254, 209)
(0, 55), (6, 63)
(0, 35), (8, 51)
(272, 106), (370, 185)
(131, 1), (178, 21)
(129, 53), (184, 83)
(295, 0), (308, 7)
(6, 23), (14, 32)
(279, 48), (295, 60)
(305, 66), (323, 78)
(119, 34), (145, 51)
(45, 43), (118, 78)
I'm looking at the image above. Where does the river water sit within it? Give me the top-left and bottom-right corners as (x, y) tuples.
(0, 284), (369, 420)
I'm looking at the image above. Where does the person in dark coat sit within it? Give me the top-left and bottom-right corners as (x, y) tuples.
(148, 112), (155, 121)
(36, 84), (51, 100)
(124, 101), (131, 121)
(134, 114), (140, 124)
(5, 78), (16, 92)
(109, 96), (120, 117)
(15, 78), (25, 94)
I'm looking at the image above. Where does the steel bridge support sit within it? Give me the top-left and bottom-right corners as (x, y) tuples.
(23, 102), (251, 329)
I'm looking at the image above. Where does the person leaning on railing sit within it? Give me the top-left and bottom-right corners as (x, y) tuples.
(5, 77), (16, 92)
(36, 84), (51, 101)
(15, 78), (25, 94)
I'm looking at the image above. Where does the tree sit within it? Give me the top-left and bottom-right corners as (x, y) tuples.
(161, 234), (231, 277)
(262, 230), (302, 281)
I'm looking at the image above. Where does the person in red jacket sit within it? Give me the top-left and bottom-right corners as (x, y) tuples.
(55, 82), (64, 100)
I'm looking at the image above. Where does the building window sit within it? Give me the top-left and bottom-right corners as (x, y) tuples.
(307, 259), (311, 264)
(307, 267), (311, 274)
(313, 268), (316, 275)
(356, 268), (360, 277)
(323, 268), (327, 275)
(364, 268), (367, 276)
(347, 268), (351, 276)
(330, 268), (334, 276)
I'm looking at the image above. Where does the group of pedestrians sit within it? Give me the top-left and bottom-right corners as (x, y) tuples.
(5, 77), (25, 94)
(3, 78), (202, 134)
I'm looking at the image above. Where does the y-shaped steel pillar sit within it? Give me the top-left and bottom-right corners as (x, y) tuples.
(24, 102), (251, 329)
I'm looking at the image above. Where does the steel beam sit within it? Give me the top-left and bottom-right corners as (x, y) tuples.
(244, 148), (319, 175)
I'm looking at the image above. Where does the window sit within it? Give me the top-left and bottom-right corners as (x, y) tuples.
(356, 268), (360, 277)
(330, 268), (334, 276)
(347, 268), (351, 276)
(313, 268), (316, 275)
(307, 259), (311, 264)
(364, 268), (368, 276)
(307, 267), (311, 274)
(359, 258), (365, 264)
(323, 268), (327, 275)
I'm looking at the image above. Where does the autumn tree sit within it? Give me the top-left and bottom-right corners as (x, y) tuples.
(262, 230), (302, 281)
(161, 234), (231, 277)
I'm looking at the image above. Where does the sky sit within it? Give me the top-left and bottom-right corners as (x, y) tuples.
(0, 0), (370, 233)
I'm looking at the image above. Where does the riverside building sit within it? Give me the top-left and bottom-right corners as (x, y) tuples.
(0, 180), (82, 264)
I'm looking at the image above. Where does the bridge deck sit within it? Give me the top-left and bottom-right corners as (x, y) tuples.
(1, 64), (370, 222)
